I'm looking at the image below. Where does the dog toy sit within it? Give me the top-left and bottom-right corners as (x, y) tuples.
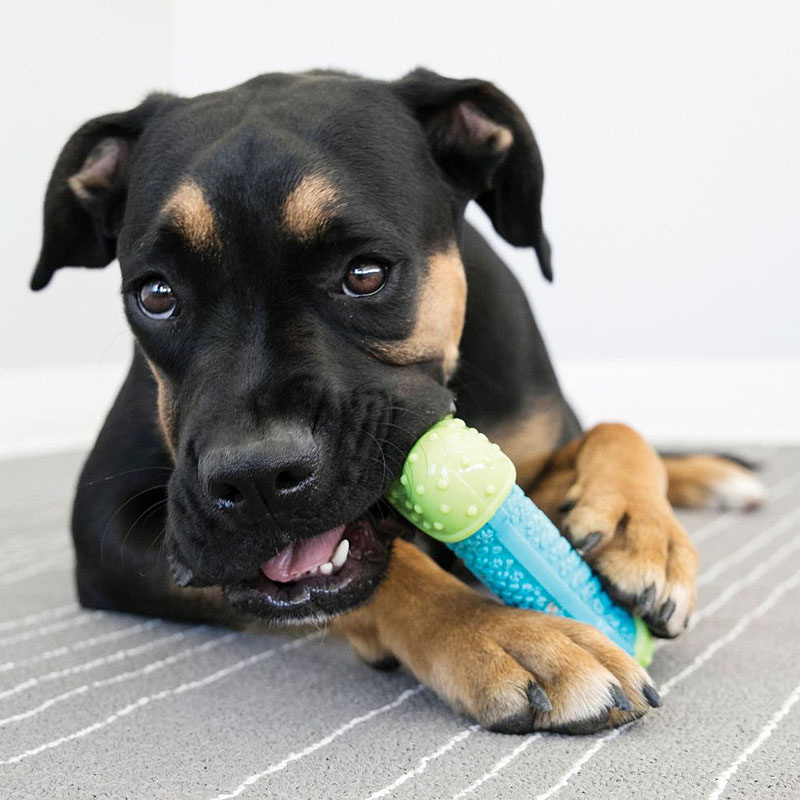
(386, 417), (654, 667)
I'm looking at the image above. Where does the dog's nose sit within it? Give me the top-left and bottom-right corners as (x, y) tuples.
(199, 437), (318, 521)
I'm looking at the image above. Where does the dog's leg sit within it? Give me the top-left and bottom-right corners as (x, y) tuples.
(334, 539), (659, 733)
(528, 423), (698, 638)
(663, 454), (766, 511)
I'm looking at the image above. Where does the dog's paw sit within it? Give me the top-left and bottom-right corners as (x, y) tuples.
(559, 483), (697, 638)
(665, 454), (766, 511)
(431, 603), (660, 734)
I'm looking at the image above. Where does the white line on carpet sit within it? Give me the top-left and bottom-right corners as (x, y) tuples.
(0, 540), (70, 576)
(651, 507), (800, 655)
(450, 734), (543, 800)
(658, 568), (800, 697)
(690, 530), (800, 628)
(367, 725), (481, 800)
(697, 505), (800, 587)
(0, 632), (319, 766)
(1, 527), (69, 556)
(0, 629), (189, 701)
(0, 618), (163, 673)
(707, 678), (800, 800)
(0, 527), (72, 562)
(0, 554), (69, 586)
(0, 610), (104, 647)
(210, 685), (425, 800)
(0, 603), (77, 633)
(0, 507), (70, 541)
(0, 627), (225, 727)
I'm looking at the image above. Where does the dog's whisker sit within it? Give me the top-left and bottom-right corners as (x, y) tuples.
(120, 498), (168, 557)
(83, 466), (174, 487)
(99, 484), (170, 566)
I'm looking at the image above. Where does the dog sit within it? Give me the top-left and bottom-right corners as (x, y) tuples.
(30, 68), (765, 734)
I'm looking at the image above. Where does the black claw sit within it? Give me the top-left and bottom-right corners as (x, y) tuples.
(683, 615), (691, 630)
(576, 532), (603, 556)
(527, 681), (553, 712)
(637, 584), (657, 616)
(558, 499), (577, 514)
(657, 598), (676, 625)
(366, 655), (401, 672)
(609, 684), (635, 712)
(643, 684), (662, 708)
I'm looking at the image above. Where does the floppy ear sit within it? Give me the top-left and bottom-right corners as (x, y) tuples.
(394, 68), (552, 281)
(30, 93), (176, 291)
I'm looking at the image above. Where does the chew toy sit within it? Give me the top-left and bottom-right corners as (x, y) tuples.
(386, 417), (654, 667)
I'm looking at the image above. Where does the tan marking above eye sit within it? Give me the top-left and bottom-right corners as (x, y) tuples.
(281, 173), (340, 242)
(161, 180), (220, 252)
(367, 243), (467, 380)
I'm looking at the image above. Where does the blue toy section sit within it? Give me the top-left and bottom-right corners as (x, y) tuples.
(449, 485), (639, 655)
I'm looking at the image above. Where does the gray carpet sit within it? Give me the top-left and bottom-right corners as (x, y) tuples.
(1, 447), (799, 800)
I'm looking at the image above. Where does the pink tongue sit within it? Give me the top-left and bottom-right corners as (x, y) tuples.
(260, 525), (345, 583)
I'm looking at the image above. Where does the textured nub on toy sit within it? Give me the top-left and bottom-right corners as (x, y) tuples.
(384, 417), (517, 542)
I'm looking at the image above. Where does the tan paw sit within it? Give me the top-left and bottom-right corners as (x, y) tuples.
(559, 483), (697, 638)
(429, 602), (660, 734)
(665, 454), (766, 510)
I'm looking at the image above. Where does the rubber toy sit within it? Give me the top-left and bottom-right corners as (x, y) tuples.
(386, 416), (654, 667)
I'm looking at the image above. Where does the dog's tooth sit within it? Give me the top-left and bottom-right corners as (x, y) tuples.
(319, 561), (333, 576)
(331, 539), (350, 568)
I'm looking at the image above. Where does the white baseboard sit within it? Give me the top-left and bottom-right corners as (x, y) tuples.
(1, 359), (798, 459)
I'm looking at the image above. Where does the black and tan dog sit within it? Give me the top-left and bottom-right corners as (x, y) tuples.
(31, 69), (765, 734)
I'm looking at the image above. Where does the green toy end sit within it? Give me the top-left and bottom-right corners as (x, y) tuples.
(386, 416), (516, 542)
(633, 617), (655, 668)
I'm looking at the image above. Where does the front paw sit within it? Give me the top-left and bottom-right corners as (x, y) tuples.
(430, 602), (660, 734)
(559, 483), (697, 637)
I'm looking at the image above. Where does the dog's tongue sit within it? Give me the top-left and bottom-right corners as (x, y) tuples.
(260, 525), (345, 583)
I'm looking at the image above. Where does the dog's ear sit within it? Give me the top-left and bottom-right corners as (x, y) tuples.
(30, 93), (177, 291)
(394, 68), (552, 280)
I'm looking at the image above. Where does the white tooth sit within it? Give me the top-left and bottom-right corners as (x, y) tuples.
(331, 539), (350, 568)
(319, 561), (333, 576)
(308, 565), (319, 575)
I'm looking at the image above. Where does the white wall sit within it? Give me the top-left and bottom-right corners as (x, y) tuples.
(0, 0), (173, 370)
(2, 0), (798, 455)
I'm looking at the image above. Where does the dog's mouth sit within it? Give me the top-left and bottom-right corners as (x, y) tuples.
(222, 508), (402, 624)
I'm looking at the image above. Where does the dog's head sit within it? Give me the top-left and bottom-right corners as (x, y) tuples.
(32, 69), (550, 623)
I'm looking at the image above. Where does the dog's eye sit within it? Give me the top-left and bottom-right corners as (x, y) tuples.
(138, 279), (178, 319)
(342, 262), (387, 297)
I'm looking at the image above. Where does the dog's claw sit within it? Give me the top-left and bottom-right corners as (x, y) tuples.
(636, 584), (656, 616)
(609, 684), (634, 712)
(642, 683), (662, 708)
(576, 531), (603, 556)
(656, 598), (676, 625)
(527, 681), (553, 712)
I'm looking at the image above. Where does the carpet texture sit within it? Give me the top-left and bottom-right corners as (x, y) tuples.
(1, 447), (799, 799)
